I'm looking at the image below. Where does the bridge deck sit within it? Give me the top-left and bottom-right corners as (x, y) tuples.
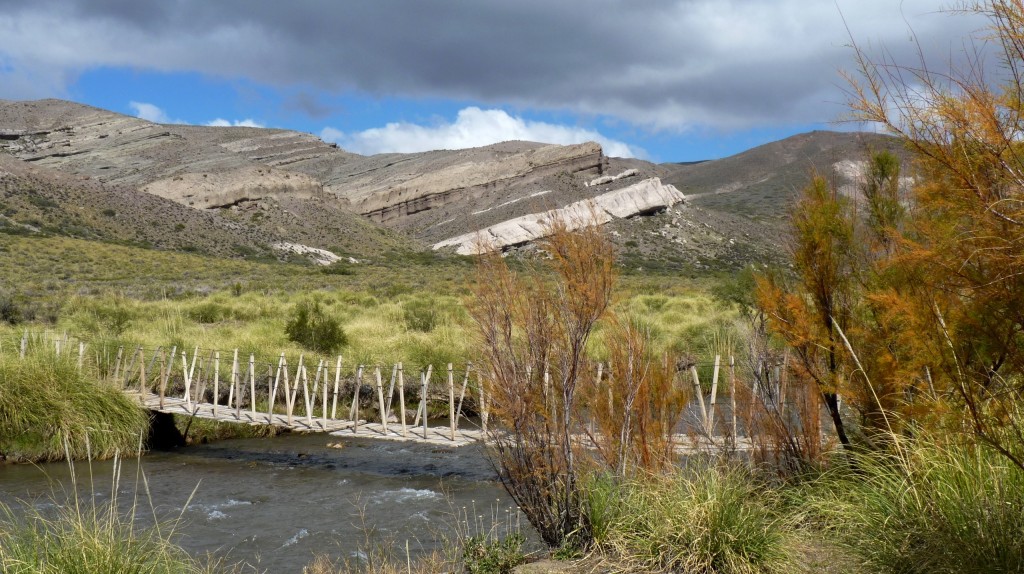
(136, 393), (485, 447)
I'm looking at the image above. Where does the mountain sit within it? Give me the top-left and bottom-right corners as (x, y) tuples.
(0, 99), (904, 271)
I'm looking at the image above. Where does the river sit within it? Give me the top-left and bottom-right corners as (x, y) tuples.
(0, 433), (519, 573)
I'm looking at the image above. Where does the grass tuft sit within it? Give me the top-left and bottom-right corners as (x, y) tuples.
(806, 438), (1024, 574)
(589, 465), (793, 574)
(0, 351), (148, 462)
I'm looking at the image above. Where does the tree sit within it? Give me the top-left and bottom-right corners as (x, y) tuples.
(765, 0), (1024, 467)
(468, 217), (689, 547)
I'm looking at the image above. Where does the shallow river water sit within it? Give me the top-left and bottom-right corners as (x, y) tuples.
(0, 433), (516, 573)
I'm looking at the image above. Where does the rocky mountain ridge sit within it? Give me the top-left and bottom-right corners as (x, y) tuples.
(0, 99), (905, 271)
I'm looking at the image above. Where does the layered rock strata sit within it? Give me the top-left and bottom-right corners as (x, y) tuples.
(433, 177), (684, 255)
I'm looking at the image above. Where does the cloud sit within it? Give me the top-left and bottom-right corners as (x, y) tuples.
(128, 101), (263, 127)
(321, 107), (642, 157)
(206, 118), (264, 127)
(0, 1), (990, 131)
(129, 101), (177, 123)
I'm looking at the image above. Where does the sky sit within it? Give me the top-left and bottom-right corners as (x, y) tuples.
(0, 1), (988, 162)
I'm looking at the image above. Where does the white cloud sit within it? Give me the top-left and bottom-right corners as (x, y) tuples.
(321, 107), (642, 158)
(206, 118), (264, 127)
(129, 101), (178, 124)
(127, 102), (264, 128)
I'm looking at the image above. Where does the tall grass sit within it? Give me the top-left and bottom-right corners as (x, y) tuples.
(0, 451), (225, 574)
(0, 352), (148, 462)
(587, 464), (793, 574)
(807, 438), (1024, 574)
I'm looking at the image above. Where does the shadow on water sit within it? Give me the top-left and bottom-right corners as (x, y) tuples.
(0, 433), (517, 574)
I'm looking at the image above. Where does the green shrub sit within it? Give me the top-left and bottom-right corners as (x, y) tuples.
(807, 439), (1024, 574)
(591, 464), (792, 574)
(462, 533), (527, 574)
(186, 301), (227, 324)
(0, 352), (148, 462)
(285, 299), (347, 354)
(403, 297), (440, 332)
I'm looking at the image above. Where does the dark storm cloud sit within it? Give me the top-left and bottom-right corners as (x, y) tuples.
(0, 0), (988, 129)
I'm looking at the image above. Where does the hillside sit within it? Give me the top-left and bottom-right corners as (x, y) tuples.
(0, 99), (905, 272)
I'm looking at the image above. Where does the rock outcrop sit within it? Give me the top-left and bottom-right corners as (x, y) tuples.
(142, 166), (323, 209)
(433, 177), (684, 255)
(356, 142), (604, 223)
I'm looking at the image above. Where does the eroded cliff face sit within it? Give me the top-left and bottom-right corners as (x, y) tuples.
(142, 167), (323, 209)
(352, 142), (605, 222)
(433, 177), (685, 255)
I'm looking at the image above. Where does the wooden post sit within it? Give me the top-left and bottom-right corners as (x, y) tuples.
(321, 360), (329, 429)
(282, 355), (293, 425)
(448, 364), (456, 441)
(331, 356), (342, 419)
(228, 350), (238, 411)
(479, 370), (489, 440)
(293, 354), (305, 417)
(690, 365), (709, 437)
(19, 331), (27, 360)
(113, 346), (124, 383)
(708, 355), (720, 436)
(730, 355), (737, 441)
(266, 364), (273, 419)
(302, 361), (312, 425)
(138, 348), (147, 395)
(158, 349), (167, 409)
(351, 366), (364, 432)
(123, 347), (141, 389)
(385, 364), (398, 421)
(194, 357), (207, 408)
(773, 362), (782, 410)
(270, 353), (285, 416)
(778, 353), (789, 419)
(235, 351), (244, 420)
(311, 360), (324, 412)
(77, 341), (85, 371)
(249, 354), (257, 417)
(181, 350), (191, 406)
(398, 362), (407, 438)
(375, 366), (387, 433)
(422, 366), (431, 439)
(455, 363), (471, 432)
(212, 349), (221, 415)
(543, 366), (550, 414)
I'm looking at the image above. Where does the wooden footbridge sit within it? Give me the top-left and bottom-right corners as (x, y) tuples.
(17, 334), (488, 447)
(14, 332), (817, 453)
(125, 347), (489, 447)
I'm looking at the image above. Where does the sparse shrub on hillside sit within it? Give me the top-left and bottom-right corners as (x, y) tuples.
(0, 290), (28, 325)
(285, 299), (347, 354)
(320, 260), (354, 276)
(403, 296), (443, 332)
(186, 300), (227, 324)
